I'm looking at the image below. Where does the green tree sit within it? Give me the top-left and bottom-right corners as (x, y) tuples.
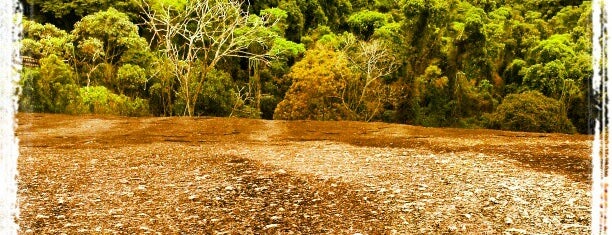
(347, 10), (392, 40)
(36, 54), (78, 113)
(278, 0), (304, 42)
(71, 7), (151, 89)
(116, 64), (148, 98)
(21, 19), (74, 60)
(24, 0), (140, 29)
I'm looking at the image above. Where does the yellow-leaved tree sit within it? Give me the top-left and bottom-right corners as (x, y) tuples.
(274, 46), (357, 120)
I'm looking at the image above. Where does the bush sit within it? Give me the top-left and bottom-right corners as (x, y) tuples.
(18, 68), (43, 112)
(260, 94), (279, 120)
(69, 86), (149, 116)
(485, 91), (575, 133)
(110, 95), (149, 116)
(195, 69), (236, 116)
(116, 64), (147, 97)
(37, 54), (79, 113)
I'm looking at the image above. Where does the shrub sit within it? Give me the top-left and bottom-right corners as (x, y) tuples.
(69, 86), (149, 116)
(110, 94), (149, 116)
(18, 68), (43, 112)
(260, 94), (279, 120)
(485, 91), (575, 133)
(37, 54), (79, 113)
(116, 64), (147, 97)
(195, 69), (236, 116)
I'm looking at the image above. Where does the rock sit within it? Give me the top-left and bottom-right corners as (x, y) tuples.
(504, 217), (513, 225)
(264, 224), (279, 229)
(505, 228), (527, 234)
(489, 197), (498, 204)
(195, 175), (209, 181)
(225, 185), (235, 191)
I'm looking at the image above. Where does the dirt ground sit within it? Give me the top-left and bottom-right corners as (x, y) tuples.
(16, 113), (593, 234)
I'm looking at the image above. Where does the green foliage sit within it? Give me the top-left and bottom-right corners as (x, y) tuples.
(372, 22), (403, 43)
(260, 94), (279, 120)
(21, 19), (74, 59)
(37, 54), (78, 113)
(71, 86), (150, 116)
(25, 0), (140, 29)
(147, 0), (188, 12)
(521, 60), (567, 98)
(374, 0), (399, 12)
(195, 69), (237, 117)
(278, 0), (304, 42)
(503, 59), (527, 85)
(300, 25), (335, 48)
(260, 8), (289, 35)
(485, 91), (575, 133)
(72, 7), (149, 65)
(147, 55), (176, 116)
(411, 65), (451, 126)
(528, 34), (574, 64)
(116, 64), (147, 97)
(71, 7), (150, 90)
(20, 0), (592, 133)
(347, 10), (392, 40)
(18, 68), (43, 112)
(268, 38), (306, 59)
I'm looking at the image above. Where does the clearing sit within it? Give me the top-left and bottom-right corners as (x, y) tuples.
(16, 113), (592, 234)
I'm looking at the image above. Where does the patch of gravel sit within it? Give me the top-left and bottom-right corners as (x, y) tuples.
(235, 141), (591, 234)
(19, 143), (395, 234)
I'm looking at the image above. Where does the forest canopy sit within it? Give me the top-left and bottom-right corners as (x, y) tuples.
(19, 0), (593, 134)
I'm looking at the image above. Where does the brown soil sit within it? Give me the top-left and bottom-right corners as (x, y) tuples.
(16, 113), (593, 234)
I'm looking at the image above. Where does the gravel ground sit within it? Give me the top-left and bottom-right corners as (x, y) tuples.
(16, 113), (592, 234)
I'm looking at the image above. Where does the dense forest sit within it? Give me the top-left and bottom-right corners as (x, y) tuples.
(18, 0), (593, 134)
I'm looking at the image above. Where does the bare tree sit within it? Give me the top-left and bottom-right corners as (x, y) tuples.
(341, 39), (400, 121)
(140, 0), (279, 116)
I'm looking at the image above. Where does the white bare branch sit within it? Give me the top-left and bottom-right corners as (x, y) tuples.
(139, 0), (280, 116)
